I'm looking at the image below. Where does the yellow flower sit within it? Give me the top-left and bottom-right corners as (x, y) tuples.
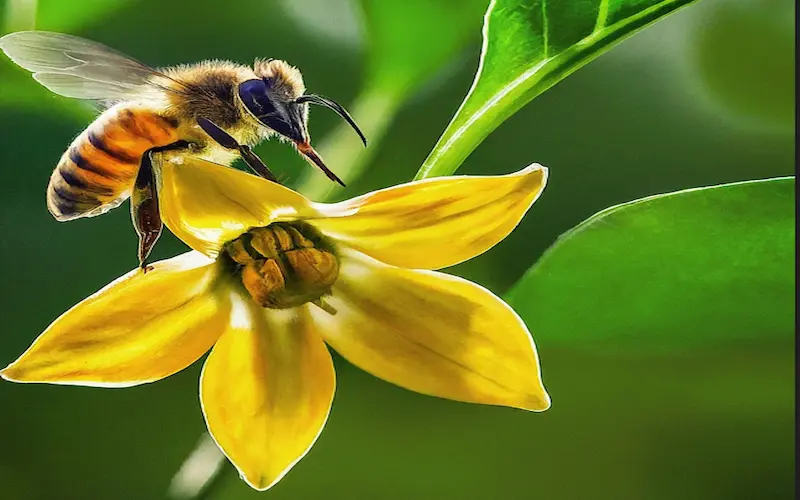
(1, 157), (550, 491)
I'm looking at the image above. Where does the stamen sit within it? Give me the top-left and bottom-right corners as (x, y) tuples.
(224, 222), (339, 310)
(312, 298), (338, 316)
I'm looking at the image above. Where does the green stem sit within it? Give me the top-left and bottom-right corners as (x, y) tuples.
(166, 433), (229, 500)
(188, 463), (232, 500)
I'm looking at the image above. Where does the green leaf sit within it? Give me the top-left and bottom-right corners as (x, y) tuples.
(294, 0), (487, 199)
(415, 0), (700, 180)
(506, 177), (796, 351)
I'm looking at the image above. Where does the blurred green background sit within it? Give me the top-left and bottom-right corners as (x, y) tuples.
(0, 0), (794, 499)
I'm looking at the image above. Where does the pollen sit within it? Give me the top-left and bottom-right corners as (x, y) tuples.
(224, 222), (338, 310)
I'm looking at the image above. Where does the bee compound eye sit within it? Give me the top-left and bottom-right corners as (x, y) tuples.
(238, 79), (267, 96)
(238, 79), (275, 117)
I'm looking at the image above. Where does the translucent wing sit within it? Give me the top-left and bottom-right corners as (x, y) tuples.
(0, 31), (165, 100)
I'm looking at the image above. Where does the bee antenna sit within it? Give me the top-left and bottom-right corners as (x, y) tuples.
(296, 94), (367, 147)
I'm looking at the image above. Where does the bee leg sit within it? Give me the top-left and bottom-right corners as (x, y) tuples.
(238, 144), (279, 182)
(131, 151), (162, 273)
(197, 117), (278, 182)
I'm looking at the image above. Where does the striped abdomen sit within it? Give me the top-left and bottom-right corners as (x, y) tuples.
(47, 107), (180, 221)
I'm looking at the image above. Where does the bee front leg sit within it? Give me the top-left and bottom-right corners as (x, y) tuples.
(131, 151), (162, 273)
(238, 144), (279, 182)
(197, 117), (278, 182)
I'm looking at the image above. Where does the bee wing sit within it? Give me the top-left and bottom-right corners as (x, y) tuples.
(0, 31), (166, 100)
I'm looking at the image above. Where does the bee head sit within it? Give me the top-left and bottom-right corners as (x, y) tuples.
(238, 77), (308, 143)
(236, 59), (368, 186)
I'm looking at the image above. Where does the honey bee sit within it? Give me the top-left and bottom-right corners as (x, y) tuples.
(0, 31), (366, 269)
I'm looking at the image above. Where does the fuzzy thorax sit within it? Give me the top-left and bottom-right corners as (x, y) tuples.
(158, 59), (306, 145)
(253, 59), (306, 99)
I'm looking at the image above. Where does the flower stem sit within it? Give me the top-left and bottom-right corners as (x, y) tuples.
(167, 433), (229, 500)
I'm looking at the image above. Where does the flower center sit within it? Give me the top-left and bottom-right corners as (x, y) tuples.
(223, 222), (339, 310)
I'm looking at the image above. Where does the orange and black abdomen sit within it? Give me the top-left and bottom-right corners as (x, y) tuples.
(47, 107), (180, 221)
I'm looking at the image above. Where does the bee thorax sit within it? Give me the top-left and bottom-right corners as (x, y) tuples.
(224, 222), (338, 309)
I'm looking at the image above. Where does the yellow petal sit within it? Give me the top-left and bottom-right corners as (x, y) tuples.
(201, 294), (335, 491)
(312, 165), (547, 269)
(1, 252), (228, 387)
(311, 252), (549, 411)
(157, 156), (321, 258)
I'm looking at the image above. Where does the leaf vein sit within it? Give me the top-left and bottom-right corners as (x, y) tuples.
(541, 0), (550, 57)
(594, 0), (611, 33)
